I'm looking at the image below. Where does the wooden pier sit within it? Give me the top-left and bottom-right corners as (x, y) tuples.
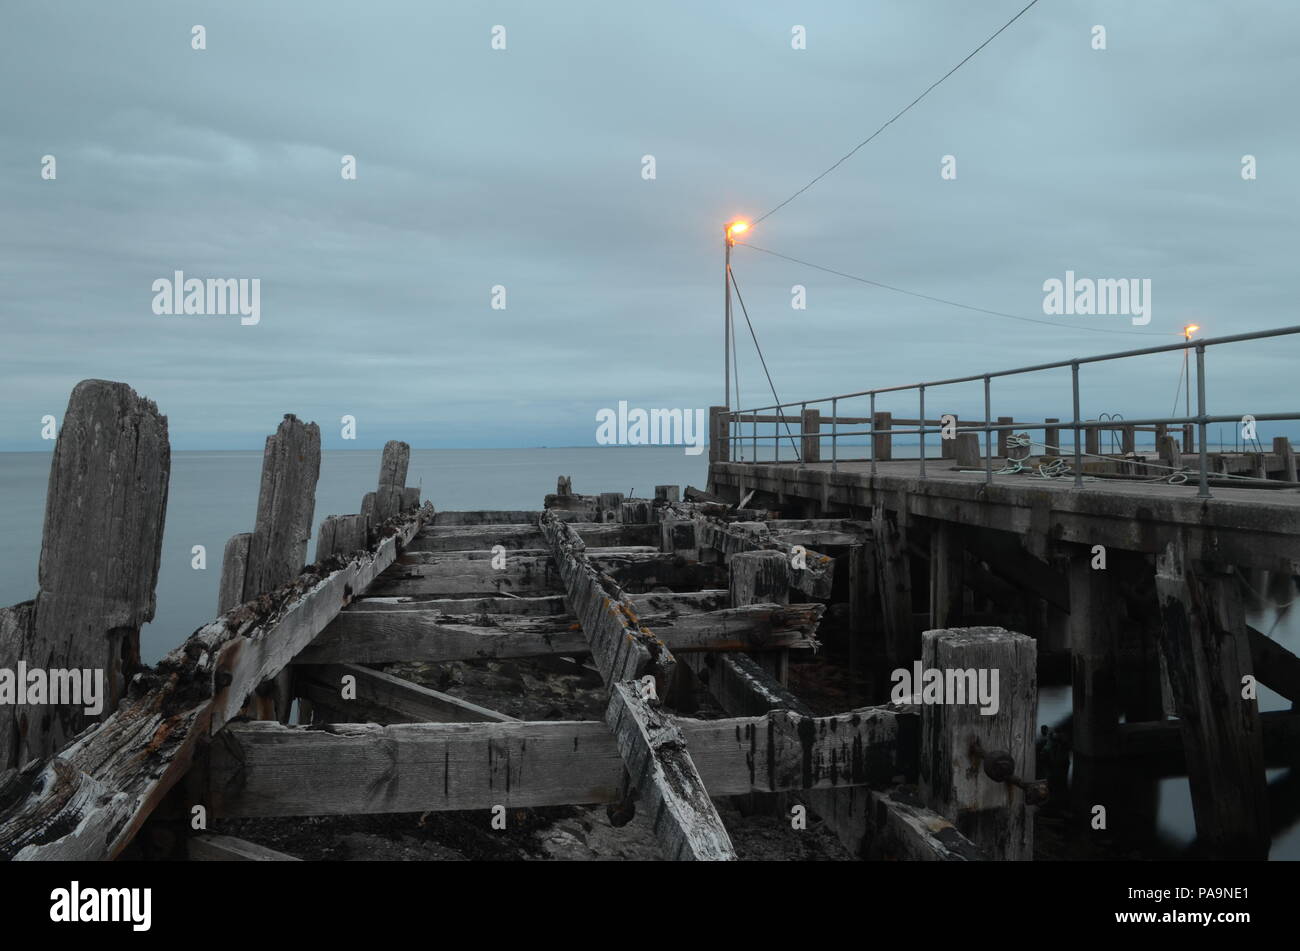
(0, 377), (1295, 860)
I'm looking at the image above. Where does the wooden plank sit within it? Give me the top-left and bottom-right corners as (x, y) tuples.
(298, 602), (821, 664)
(206, 706), (898, 818)
(432, 510), (578, 526)
(605, 682), (734, 860)
(243, 414), (321, 600)
(188, 833), (302, 861)
(296, 663), (517, 723)
(0, 505), (431, 861)
(411, 522), (659, 552)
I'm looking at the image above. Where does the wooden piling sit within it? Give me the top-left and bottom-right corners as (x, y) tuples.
(402, 487), (421, 511)
(929, 522), (963, 630)
(1154, 542), (1269, 858)
(373, 440), (411, 523)
(997, 417), (1013, 458)
(218, 533), (252, 614)
(655, 484), (680, 503)
(0, 380), (169, 767)
(243, 415), (321, 600)
(709, 406), (729, 464)
(1068, 550), (1120, 758)
(872, 504), (915, 667)
(730, 550), (791, 684)
(316, 514), (368, 562)
(1274, 437), (1297, 482)
(919, 626), (1036, 861)
(597, 492), (624, 523)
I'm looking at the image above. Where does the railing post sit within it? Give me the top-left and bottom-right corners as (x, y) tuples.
(1044, 417), (1060, 456)
(918, 386), (927, 478)
(870, 393), (878, 475)
(800, 403), (819, 466)
(831, 397), (838, 472)
(774, 407), (780, 463)
(1196, 343), (1210, 499)
(984, 376), (993, 484)
(1072, 361), (1084, 488)
(752, 409), (758, 464)
(873, 408), (892, 463)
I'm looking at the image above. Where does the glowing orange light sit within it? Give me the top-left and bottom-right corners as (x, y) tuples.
(1184, 323), (1200, 339)
(726, 220), (750, 237)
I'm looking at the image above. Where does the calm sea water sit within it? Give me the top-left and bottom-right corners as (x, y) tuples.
(1, 446), (1294, 858)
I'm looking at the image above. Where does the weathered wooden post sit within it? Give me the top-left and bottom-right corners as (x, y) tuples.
(1068, 549), (1120, 758)
(1121, 425), (1136, 455)
(242, 415), (321, 601)
(919, 626), (1037, 861)
(654, 484), (680, 502)
(1044, 418), (1060, 455)
(315, 514), (368, 562)
(373, 440), (410, 524)
(217, 533), (251, 613)
(0, 380), (169, 770)
(872, 504), (914, 667)
(940, 414), (958, 460)
(598, 492), (624, 523)
(929, 523), (964, 629)
(215, 414), (321, 723)
(620, 500), (654, 524)
(1154, 542), (1269, 858)
(954, 433), (980, 468)
(1157, 434), (1181, 473)
(872, 411), (892, 461)
(1273, 437), (1297, 482)
(730, 549), (792, 678)
(997, 416), (1014, 458)
(709, 405), (729, 463)
(800, 408), (820, 463)
(401, 487), (421, 511)
(1085, 425), (1100, 458)
(557, 475), (572, 498)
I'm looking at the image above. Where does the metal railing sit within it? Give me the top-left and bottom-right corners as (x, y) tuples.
(722, 325), (1300, 499)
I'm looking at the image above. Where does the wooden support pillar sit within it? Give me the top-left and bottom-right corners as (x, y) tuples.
(1154, 542), (1269, 858)
(401, 487), (421, 511)
(0, 380), (170, 770)
(556, 475), (572, 497)
(1068, 550), (1121, 758)
(709, 405), (729, 463)
(848, 544), (870, 678)
(373, 440), (410, 524)
(243, 415), (321, 600)
(1157, 435), (1181, 473)
(730, 550), (790, 684)
(1182, 424), (1194, 454)
(360, 491), (376, 536)
(919, 626), (1037, 861)
(1121, 425), (1136, 455)
(872, 504), (914, 667)
(1044, 418), (1060, 455)
(801, 408), (820, 463)
(218, 533), (252, 614)
(929, 522), (963, 630)
(1274, 437), (1297, 482)
(872, 411), (892, 461)
(1155, 423), (1168, 448)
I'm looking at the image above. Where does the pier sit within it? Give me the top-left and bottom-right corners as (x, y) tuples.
(0, 362), (1297, 861)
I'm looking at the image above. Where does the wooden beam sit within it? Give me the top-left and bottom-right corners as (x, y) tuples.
(1248, 624), (1300, 702)
(205, 707), (901, 819)
(410, 522), (659, 552)
(694, 517), (834, 598)
(298, 602), (821, 664)
(188, 833), (302, 862)
(295, 663), (517, 723)
(0, 505), (430, 861)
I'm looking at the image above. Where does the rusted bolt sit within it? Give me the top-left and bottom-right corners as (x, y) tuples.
(982, 749), (1017, 784)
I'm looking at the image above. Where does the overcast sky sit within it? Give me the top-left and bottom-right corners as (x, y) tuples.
(2, 1), (1297, 451)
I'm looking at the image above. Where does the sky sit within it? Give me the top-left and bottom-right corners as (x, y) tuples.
(1, 1), (1297, 451)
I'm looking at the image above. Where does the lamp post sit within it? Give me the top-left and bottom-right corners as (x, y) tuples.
(724, 220), (749, 409)
(1183, 323), (1200, 451)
